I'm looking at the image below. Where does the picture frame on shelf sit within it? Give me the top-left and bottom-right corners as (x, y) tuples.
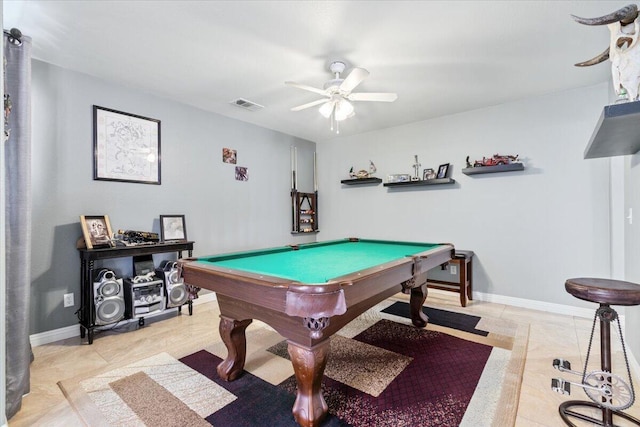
(423, 168), (436, 180)
(80, 215), (113, 249)
(387, 174), (411, 183)
(93, 105), (161, 185)
(437, 163), (450, 179)
(160, 215), (187, 242)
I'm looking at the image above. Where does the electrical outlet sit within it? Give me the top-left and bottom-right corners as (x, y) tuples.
(63, 293), (74, 308)
(450, 265), (457, 275)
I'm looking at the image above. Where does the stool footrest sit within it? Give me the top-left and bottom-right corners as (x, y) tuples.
(559, 400), (640, 426)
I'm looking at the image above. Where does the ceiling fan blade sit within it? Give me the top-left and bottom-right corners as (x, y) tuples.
(285, 81), (327, 96)
(291, 98), (329, 112)
(347, 92), (398, 102)
(339, 67), (369, 93)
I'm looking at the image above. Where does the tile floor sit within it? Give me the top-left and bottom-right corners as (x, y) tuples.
(7, 290), (640, 427)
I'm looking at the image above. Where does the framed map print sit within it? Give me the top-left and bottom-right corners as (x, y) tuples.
(93, 105), (161, 184)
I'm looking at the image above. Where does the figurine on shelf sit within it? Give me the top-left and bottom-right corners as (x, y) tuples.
(349, 160), (377, 179)
(411, 155), (422, 180)
(471, 154), (519, 167)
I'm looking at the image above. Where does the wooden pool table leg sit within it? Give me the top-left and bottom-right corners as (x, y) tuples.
(287, 339), (330, 427)
(217, 316), (252, 381)
(409, 282), (429, 327)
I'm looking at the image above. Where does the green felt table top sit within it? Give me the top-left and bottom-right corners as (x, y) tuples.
(197, 239), (442, 284)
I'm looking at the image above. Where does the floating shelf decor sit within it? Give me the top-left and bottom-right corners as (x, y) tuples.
(584, 100), (640, 159)
(340, 177), (383, 185)
(383, 178), (455, 187)
(462, 163), (524, 175)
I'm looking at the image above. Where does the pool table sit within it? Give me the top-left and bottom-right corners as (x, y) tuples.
(179, 238), (454, 427)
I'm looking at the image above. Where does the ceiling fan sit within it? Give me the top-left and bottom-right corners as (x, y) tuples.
(285, 61), (397, 133)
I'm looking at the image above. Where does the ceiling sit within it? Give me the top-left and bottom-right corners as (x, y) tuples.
(2, 1), (629, 142)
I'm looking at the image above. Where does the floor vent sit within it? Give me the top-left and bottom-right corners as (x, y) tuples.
(230, 98), (264, 112)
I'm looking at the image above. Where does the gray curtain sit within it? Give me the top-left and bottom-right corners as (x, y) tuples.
(4, 32), (32, 420)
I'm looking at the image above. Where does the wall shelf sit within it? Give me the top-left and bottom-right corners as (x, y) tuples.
(340, 177), (382, 185)
(584, 100), (640, 159)
(383, 178), (455, 187)
(462, 163), (524, 175)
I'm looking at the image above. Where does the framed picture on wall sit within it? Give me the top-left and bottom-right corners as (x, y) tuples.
(80, 215), (114, 249)
(160, 215), (187, 242)
(223, 148), (237, 164)
(93, 105), (161, 185)
(436, 163), (450, 179)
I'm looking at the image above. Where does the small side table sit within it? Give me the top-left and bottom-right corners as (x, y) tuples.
(427, 250), (474, 307)
(557, 278), (640, 427)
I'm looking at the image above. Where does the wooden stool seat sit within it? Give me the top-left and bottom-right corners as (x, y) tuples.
(558, 277), (640, 427)
(565, 277), (640, 306)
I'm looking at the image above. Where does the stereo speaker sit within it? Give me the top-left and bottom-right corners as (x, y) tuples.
(93, 269), (126, 326)
(156, 260), (188, 308)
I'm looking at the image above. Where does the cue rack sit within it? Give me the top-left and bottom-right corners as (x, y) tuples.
(291, 147), (318, 234)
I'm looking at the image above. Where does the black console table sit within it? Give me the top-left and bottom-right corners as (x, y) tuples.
(78, 241), (195, 344)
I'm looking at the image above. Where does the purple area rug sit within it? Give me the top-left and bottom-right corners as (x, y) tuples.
(180, 318), (492, 427)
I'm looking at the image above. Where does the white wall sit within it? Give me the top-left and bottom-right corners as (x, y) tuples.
(624, 154), (640, 368)
(30, 60), (316, 334)
(317, 83), (611, 308)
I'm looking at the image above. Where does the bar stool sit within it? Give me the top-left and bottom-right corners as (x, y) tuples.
(552, 278), (640, 427)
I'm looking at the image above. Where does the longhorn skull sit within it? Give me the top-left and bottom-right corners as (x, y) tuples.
(573, 4), (640, 101)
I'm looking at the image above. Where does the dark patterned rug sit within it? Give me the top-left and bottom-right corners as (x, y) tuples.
(59, 299), (528, 427)
(382, 301), (489, 336)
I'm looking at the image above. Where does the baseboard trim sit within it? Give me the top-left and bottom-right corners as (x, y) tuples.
(474, 291), (595, 319)
(29, 292), (218, 347)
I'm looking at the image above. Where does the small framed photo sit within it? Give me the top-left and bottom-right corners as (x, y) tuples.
(93, 105), (161, 185)
(437, 163), (450, 179)
(423, 168), (436, 180)
(160, 215), (187, 242)
(80, 215), (113, 249)
(222, 148), (237, 164)
(387, 174), (411, 183)
(235, 166), (248, 181)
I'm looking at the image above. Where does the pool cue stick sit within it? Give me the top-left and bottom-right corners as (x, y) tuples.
(313, 152), (317, 192)
(291, 146), (298, 232)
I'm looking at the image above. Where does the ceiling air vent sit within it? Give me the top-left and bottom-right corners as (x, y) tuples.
(230, 98), (264, 112)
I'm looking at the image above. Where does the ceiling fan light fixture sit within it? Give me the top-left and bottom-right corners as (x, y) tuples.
(334, 99), (354, 121)
(319, 101), (334, 118)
